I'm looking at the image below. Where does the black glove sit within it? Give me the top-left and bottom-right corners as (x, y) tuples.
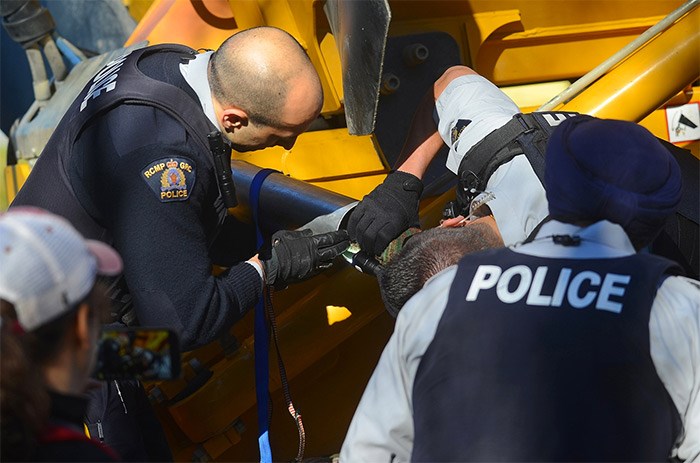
(347, 171), (423, 256)
(261, 229), (350, 288)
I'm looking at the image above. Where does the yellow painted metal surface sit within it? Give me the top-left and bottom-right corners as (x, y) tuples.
(0, 131), (7, 210)
(231, 129), (387, 200)
(123, 0), (154, 22)
(387, 0), (685, 84)
(3, 162), (32, 205)
(480, 15), (668, 85)
(126, 0), (239, 50)
(560, 5), (700, 121)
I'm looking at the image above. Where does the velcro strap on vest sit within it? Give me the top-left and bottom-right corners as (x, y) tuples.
(454, 112), (578, 215)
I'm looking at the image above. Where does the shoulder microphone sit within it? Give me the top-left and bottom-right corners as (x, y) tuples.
(208, 130), (238, 208)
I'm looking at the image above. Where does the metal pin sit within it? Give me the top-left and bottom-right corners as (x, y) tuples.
(114, 380), (127, 414)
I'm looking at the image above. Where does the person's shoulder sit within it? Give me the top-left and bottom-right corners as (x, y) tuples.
(660, 275), (700, 293)
(99, 103), (192, 152)
(655, 275), (700, 314)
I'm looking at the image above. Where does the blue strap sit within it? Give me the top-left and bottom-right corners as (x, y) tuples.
(249, 168), (277, 463)
(55, 37), (84, 67)
(250, 168), (276, 247)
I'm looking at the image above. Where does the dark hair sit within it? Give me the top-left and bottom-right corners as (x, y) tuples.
(0, 300), (52, 461)
(0, 284), (109, 461)
(209, 26), (319, 128)
(378, 224), (503, 317)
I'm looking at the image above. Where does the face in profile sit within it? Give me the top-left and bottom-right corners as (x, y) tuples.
(226, 73), (322, 153)
(227, 120), (306, 152)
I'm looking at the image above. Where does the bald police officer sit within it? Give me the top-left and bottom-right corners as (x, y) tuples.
(12, 27), (349, 460)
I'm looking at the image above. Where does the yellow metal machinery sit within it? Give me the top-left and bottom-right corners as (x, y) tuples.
(116, 1), (698, 461)
(3, 0), (699, 461)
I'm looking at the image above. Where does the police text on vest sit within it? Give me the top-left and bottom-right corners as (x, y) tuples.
(465, 265), (631, 313)
(80, 50), (133, 112)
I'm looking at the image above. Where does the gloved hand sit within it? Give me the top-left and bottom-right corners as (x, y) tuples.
(347, 171), (423, 256)
(261, 228), (350, 288)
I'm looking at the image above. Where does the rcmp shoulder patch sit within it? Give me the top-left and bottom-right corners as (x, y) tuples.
(141, 157), (196, 202)
(450, 119), (472, 145)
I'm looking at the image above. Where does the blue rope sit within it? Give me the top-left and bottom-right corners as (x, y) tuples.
(249, 168), (277, 463)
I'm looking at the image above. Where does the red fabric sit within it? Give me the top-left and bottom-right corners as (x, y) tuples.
(11, 320), (25, 335)
(39, 424), (119, 460)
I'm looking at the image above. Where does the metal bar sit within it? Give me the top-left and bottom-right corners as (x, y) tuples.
(539, 0), (699, 111)
(559, 3), (700, 121)
(229, 160), (355, 235)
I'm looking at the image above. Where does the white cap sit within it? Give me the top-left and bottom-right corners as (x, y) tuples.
(0, 207), (123, 331)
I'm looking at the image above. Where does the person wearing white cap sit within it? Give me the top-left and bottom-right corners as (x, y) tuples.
(0, 207), (122, 462)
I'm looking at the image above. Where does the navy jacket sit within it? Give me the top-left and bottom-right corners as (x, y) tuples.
(412, 248), (681, 461)
(12, 45), (261, 349)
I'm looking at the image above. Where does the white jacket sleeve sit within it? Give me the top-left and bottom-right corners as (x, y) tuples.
(649, 276), (700, 462)
(340, 268), (457, 462)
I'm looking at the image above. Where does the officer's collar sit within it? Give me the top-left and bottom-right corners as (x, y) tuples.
(514, 219), (636, 258)
(179, 51), (219, 129)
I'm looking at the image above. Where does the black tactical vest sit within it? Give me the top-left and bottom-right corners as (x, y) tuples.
(11, 44), (217, 240)
(412, 248), (681, 461)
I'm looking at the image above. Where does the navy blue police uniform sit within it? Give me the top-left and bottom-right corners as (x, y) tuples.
(412, 248), (682, 461)
(11, 44), (262, 460)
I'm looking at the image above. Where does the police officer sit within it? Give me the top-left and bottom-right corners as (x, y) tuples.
(348, 65), (698, 277)
(11, 26), (349, 460)
(341, 116), (700, 461)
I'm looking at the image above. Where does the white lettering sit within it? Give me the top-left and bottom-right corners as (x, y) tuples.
(80, 77), (118, 111)
(551, 268), (572, 307)
(542, 113), (573, 127)
(464, 264), (629, 314)
(526, 266), (552, 306)
(596, 273), (630, 313)
(567, 271), (600, 308)
(79, 51), (132, 112)
(466, 265), (501, 301)
(497, 265), (531, 304)
(86, 67), (121, 97)
(92, 56), (128, 83)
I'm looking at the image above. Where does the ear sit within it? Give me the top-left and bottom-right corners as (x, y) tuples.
(221, 107), (249, 133)
(74, 303), (93, 351)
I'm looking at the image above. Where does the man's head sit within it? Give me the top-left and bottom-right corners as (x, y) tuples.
(208, 26), (323, 152)
(378, 222), (504, 317)
(545, 115), (682, 250)
(0, 208), (122, 391)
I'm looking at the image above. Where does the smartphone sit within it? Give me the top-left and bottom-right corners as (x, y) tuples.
(94, 327), (181, 381)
